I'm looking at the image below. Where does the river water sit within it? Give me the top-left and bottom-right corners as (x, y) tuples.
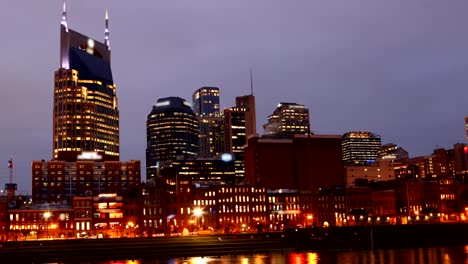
(91, 246), (468, 264)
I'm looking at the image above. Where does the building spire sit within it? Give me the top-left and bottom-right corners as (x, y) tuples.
(105, 9), (110, 50)
(61, 0), (68, 31)
(250, 67), (254, 95)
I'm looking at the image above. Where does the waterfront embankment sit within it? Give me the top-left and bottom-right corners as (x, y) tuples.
(283, 223), (468, 250)
(3, 223), (468, 263)
(0, 233), (288, 263)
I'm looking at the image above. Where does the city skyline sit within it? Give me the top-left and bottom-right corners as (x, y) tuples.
(1, 1), (468, 192)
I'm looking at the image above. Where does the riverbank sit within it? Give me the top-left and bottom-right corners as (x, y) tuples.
(3, 223), (468, 263)
(0, 233), (289, 263)
(283, 223), (468, 250)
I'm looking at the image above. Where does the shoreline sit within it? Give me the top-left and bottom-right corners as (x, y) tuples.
(2, 223), (468, 263)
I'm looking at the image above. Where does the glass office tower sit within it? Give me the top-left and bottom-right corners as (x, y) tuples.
(146, 97), (198, 178)
(53, 5), (119, 160)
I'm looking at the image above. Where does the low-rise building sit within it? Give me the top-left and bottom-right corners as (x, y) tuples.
(32, 154), (141, 204)
(92, 193), (125, 238)
(8, 203), (74, 240)
(345, 159), (395, 186)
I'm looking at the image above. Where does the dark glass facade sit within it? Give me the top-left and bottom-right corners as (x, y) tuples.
(193, 87), (223, 158)
(197, 116), (224, 158)
(192, 87), (220, 117)
(223, 107), (247, 181)
(146, 97), (198, 179)
(342, 131), (382, 165)
(54, 17), (119, 160)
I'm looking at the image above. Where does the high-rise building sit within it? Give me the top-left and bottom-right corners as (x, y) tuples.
(31, 5), (141, 205)
(192, 87), (223, 158)
(53, 4), (119, 160)
(465, 116), (468, 144)
(218, 95), (256, 181)
(146, 97), (198, 179)
(263, 102), (310, 138)
(223, 107), (247, 181)
(235, 95), (256, 137)
(342, 132), (382, 165)
(197, 116), (224, 158)
(192, 87), (220, 117)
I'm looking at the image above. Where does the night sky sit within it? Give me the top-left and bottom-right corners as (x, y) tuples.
(1, 0), (468, 193)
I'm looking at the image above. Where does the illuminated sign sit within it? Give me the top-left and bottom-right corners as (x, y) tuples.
(271, 210), (301, 215)
(87, 38), (95, 48)
(289, 105), (305, 109)
(98, 193), (117, 198)
(86, 38), (95, 55)
(77, 151), (102, 160)
(156, 101), (170, 107)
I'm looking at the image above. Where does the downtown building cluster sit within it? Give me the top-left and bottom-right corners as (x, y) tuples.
(1, 5), (468, 242)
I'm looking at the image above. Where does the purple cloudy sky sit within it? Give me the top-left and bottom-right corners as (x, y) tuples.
(1, 0), (468, 193)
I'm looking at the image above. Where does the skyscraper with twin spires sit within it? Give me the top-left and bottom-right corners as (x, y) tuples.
(31, 3), (141, 204)
(53, 2), (119, 160)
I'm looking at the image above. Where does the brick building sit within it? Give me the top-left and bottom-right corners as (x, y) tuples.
(32, 156), (141, 204)
(244, 134), (344, 190)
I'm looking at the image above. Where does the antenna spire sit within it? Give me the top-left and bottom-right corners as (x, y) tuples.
(250, 68), (254, 95)
(61, 0), (68, 31)
(7, 156), (15, 201)
(105, 9), (110, 50)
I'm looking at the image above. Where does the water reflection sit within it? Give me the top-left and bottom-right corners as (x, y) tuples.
(94, 247), (468, 264)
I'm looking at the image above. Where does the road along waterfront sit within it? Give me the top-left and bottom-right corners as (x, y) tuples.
(0, 233), (289, 263)
(3, 223), (468, 263)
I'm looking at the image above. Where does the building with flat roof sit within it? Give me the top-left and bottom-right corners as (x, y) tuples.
(196, 116), (224, 158)
(159, 158), (236, 185)
(223, 107), (247, 181)
(342, 131), (382, 165)
(345, 158), (395, 186)
(263, 102), (310, 138)
(192, 87), (223, 159)
(454, 143), (468, 174)
(244, 134), (345, 190)
(235, 95), (256, 137)
(465, 116), (468, 144)
(378, 143), (409, 161)
(192, 87), (220, 117)
(32, 157), (141, 204)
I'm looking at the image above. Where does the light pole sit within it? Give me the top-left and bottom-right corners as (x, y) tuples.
(126, 221), (135, 237)
(193, 208), (202, 231)
(307, 214), (313, 226)
(43, 211), (51, 239)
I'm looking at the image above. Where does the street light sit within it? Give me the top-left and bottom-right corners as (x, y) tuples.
(126, 221), (135, 237)
(193, 208), (203, 231)
(307, 215), (313, 226)
(43, 211), (51, 239)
